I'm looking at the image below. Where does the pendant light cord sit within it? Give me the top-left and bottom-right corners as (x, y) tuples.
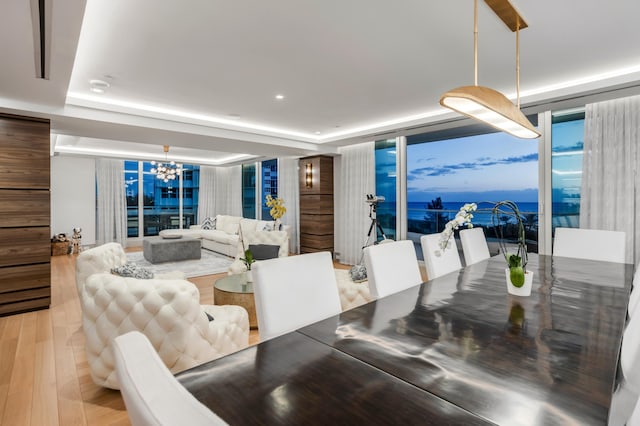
(473, 0), (478, 86)
(516, 15), (520, 109)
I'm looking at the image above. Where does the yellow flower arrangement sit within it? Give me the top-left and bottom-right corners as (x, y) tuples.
(265, 195), (286, 220)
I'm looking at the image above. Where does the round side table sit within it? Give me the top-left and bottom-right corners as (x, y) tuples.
(214, 273), (257, 329)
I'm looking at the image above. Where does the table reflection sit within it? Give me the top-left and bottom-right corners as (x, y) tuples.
(300, 254), (632, 426)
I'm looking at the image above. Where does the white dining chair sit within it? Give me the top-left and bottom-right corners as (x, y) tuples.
(113, 331), (228, 426)
(420, 233), (462, 280)
(459, 227), (490, 266)
(252, 251), (342, 341)
(363, 240), (422, 299)
(628, 395), (640, 426)
(553, 227), (626, 263)
(621, 302), (640, 394)
(610, 304), (640, 426)
(628, 268), (640, 319)
(609, 270), (640, 426)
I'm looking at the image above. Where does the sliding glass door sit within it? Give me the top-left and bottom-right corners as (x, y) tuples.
(405, 129), (539, 258)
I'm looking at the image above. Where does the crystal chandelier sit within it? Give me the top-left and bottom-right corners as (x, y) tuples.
(150, 145), (183, 182)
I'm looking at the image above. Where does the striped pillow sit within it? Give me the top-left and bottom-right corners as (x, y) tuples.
(201, 216), (216, 230)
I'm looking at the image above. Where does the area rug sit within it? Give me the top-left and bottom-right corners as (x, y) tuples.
(126, 250), (233, 278)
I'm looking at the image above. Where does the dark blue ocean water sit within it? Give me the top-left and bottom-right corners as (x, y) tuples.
(377, 201), (539, 227)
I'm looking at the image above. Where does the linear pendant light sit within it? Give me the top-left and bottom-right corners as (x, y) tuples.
(440, 0), (541, 139)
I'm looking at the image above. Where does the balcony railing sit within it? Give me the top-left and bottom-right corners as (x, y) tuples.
(127, 207), (196, 237)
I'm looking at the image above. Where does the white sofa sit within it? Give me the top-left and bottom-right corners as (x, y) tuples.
(228, 229), (289, 274)
(81, 273), (250, 389)
(160, 215), (288, 258)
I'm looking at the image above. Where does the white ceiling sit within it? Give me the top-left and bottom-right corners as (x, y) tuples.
(2, 0), (640, 165)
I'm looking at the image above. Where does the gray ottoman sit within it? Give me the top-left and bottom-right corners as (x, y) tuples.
(143, 236), (201, 264)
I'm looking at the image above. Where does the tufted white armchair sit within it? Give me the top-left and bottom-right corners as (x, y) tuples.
(75, 242), (184, 297)
(81, 273), (249, 389)
(334, 269), (372, 311)
(228, 230), (289, 275)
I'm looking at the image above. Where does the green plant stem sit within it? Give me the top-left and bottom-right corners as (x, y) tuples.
(491, 200), (528, 274)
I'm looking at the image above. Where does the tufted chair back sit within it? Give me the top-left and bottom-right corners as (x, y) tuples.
(75, 242), (128, 296)
(228, 230), (289, 274)
(81, 273), (249, 389)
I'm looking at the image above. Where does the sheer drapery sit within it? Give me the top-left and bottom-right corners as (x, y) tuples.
(581, 95), (640, 265)
(96, 158), (127, 246)
(336, 142), (375, 265)
(197, 166), (216, 221)
(213, 165), (242, 216)
(278, 158), (300, 254)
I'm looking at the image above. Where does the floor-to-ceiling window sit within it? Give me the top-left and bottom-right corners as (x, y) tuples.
(180, 165), (199, 227)
(125, 161), (199, 238)
(406, 129), (539, 258)
(374, 139), (397, 241)
(125, 161), (140, 237)
(261, 159), (278, 220)
(551, 111), (584, 235)
(242, 163), (256, 219)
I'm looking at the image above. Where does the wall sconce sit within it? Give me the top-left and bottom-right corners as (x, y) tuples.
(305, 163), (313, 188)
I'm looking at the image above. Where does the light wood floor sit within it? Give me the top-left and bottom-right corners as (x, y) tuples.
(0, 252), (426, 425)
(0, 251), (260, 426)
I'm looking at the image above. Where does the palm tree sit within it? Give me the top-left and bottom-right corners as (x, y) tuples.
(425, 197), (448, 232)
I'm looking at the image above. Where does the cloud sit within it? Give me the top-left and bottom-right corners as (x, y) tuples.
(375, 157), (396, 168)
(415, 156), (436, 163)
(408, 152), (538, 179)
(553, 141), (583, 152)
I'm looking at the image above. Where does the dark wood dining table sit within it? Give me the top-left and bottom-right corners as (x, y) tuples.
(177, 254), (633, 425)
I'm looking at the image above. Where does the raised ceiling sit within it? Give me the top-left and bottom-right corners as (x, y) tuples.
(1, 0), (640, 165)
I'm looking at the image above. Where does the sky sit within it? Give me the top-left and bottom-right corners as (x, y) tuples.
(375, 119), (584, 207)
(405, 131), (539, 203)
(551, 119), (584, 207)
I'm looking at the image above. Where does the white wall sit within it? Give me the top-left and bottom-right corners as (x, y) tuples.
(51, 156), (96, 246)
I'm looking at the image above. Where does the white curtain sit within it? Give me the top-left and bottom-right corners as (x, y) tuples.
(197, 166), (216, 220)
(581, 95), (640, 265)
(278, 158), (300, 254)
(336, 142), (375, 265)
(96, 158), (127, 246)
(213, 165), (242, 216)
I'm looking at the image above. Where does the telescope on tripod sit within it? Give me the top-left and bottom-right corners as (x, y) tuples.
(350, 194), (392, 281)
(363, 194), (388, 248)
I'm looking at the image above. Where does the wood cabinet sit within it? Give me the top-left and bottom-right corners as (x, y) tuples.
(299, 156), (334, 254)
(0, 114), (51, 315)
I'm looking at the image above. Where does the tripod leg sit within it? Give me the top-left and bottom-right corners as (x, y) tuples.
(362, 219), (376, 250)
(376, 221), (387, 240)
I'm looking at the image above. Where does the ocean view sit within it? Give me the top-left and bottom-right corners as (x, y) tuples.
(408, 201), (538, 226)
(375, 201), (539, 228)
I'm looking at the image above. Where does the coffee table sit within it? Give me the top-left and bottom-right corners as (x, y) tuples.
(214, 273), (257, 329)
(143, 235), (201, 264)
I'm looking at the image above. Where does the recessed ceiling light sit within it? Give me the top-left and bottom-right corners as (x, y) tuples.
(314, 131), (321, 135)
(89, 79), (110, 93)
(275, 94), (285, 100)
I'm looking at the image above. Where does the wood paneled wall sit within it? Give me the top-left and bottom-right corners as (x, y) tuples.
(0, 114), (51, 315)
(299, 155), (334, 254)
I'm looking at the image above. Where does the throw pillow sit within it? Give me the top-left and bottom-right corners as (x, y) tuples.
(111, 262), (154, 279)
(218, 216), (240, 235)
(248, 244), (280, 260)
(349, 264), (367, 283)
(201, 216), (216, 230)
